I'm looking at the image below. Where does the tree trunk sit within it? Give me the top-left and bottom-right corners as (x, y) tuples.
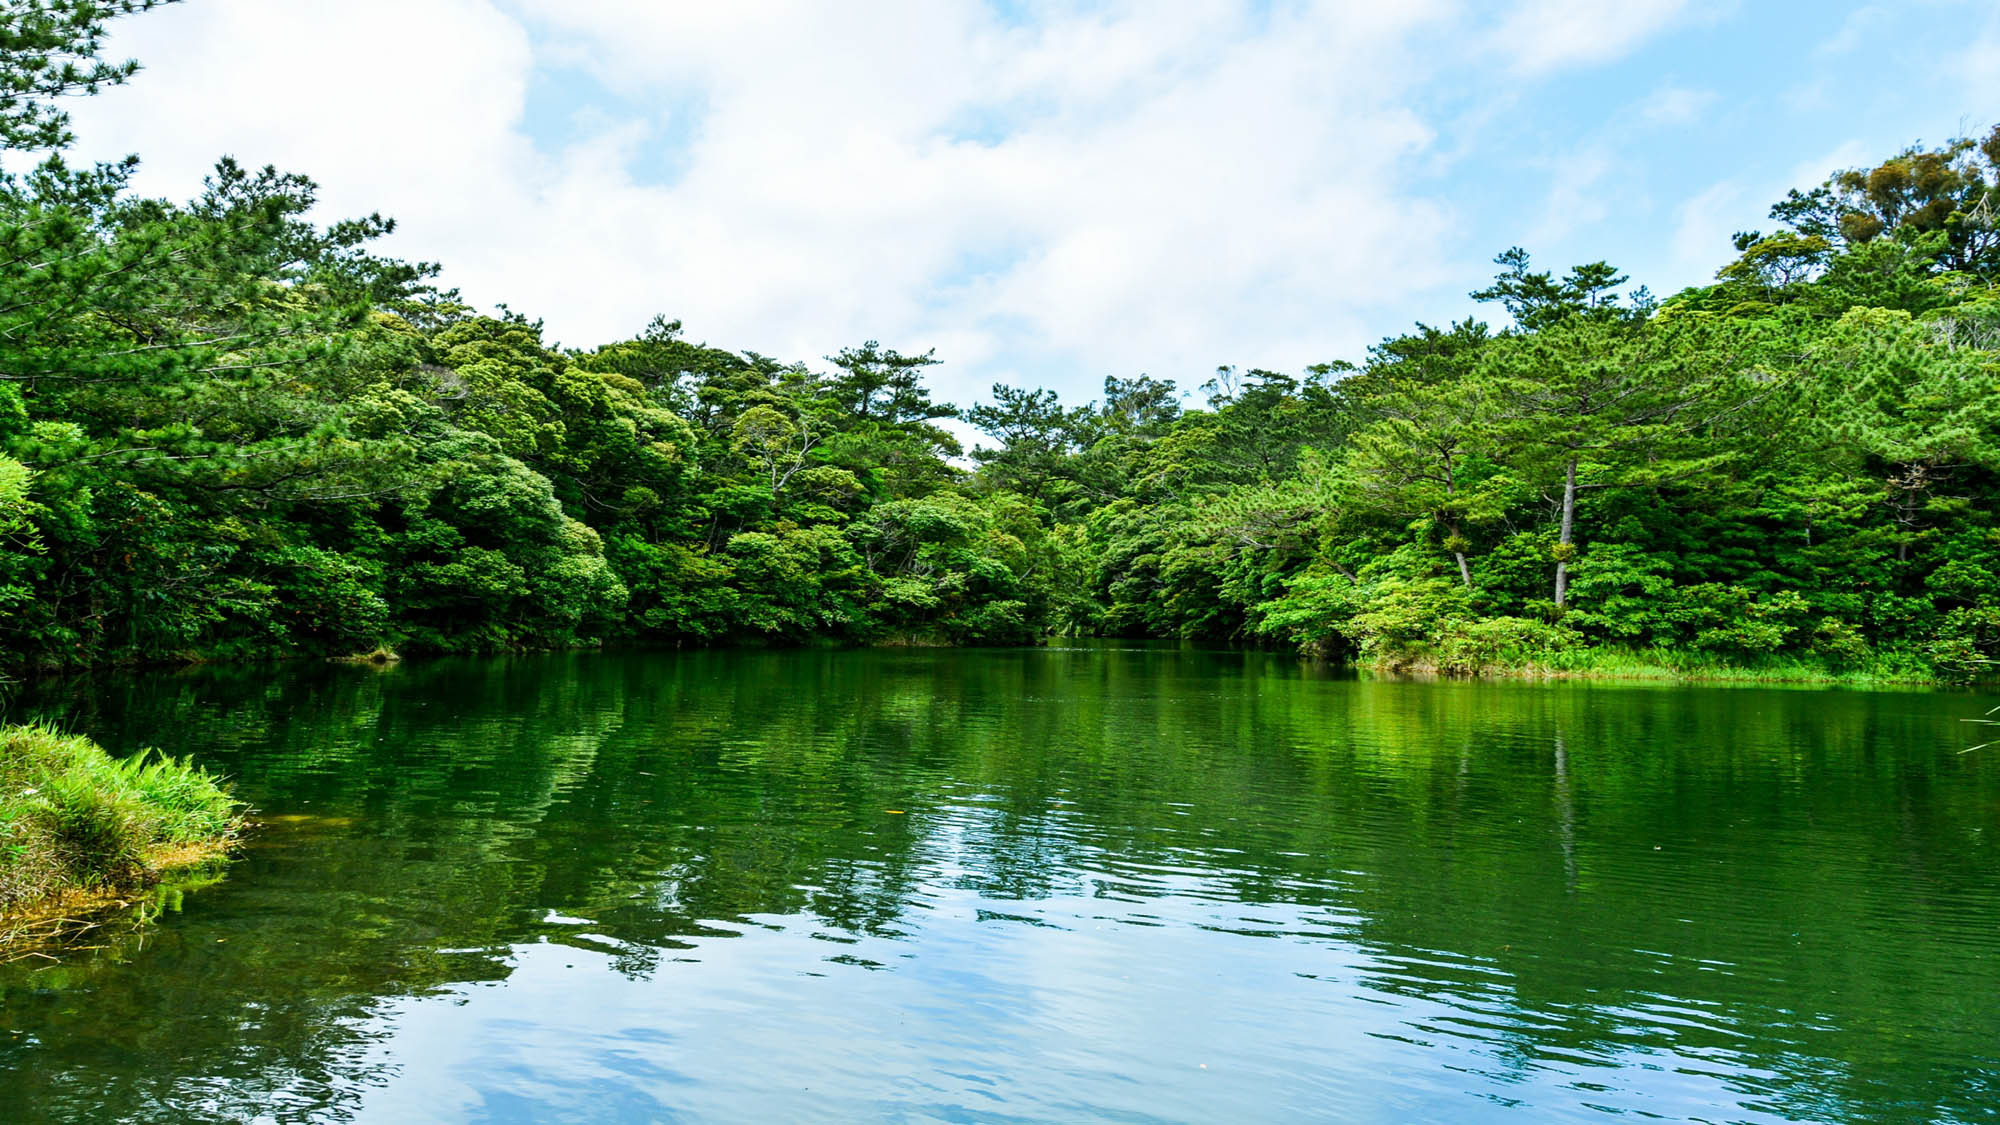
(1444, 472), (1472, 589)
(1554, 457), (1577, 611)
(1447, 513), (1472, 588)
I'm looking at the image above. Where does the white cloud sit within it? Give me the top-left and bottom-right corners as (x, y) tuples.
(1488, 0), (1694, 76)
(1787, 139), (1873, 192)
(1816, 5), (1892, 58)
(1669, 179), (1746, 278)
(1639, 83), (1718, 127)
(1524, 147), (1615, 247)
(69, 0), (539, 248)
(1780, 78), (1832, 114)
(62, 0), (1703, 408)
(1665, 137), (1882, 286)
(1957, 7), (2000, 112)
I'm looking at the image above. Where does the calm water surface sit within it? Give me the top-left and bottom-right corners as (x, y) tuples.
(2, 646), (1996, 1122)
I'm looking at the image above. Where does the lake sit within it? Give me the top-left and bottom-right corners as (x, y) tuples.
(2, 646), (1996, 1122)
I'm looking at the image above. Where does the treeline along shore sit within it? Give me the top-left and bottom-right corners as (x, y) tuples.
(2, 5), (1999, 687)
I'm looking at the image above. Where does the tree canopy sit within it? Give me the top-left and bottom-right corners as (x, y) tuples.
(2, 4), (1997, 683)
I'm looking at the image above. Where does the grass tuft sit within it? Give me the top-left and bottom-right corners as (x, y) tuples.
(1, 724), (243, 928)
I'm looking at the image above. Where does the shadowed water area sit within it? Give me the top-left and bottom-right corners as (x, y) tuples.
(1, 646), (1996, 1122)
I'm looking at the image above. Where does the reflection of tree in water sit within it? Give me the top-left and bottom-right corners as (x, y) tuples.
(1, 658), (635, 1122)
(1552, 728), (1576, 891)
(0, 650), (1994, 1123)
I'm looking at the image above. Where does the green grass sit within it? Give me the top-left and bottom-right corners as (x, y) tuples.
(1362, 641), (1948, 687)
(1, 724), (242, 919)
(1527, 645), (1939, 686)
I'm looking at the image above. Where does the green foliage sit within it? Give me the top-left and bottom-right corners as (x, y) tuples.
(0, 1), (168, 152)
(0, 13), (1992, 684)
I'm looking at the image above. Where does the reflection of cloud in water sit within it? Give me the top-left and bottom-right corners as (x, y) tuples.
(2, 646), (1995, 1123)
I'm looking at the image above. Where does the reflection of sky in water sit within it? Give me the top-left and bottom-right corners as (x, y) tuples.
(2, 647), (1995, 1123)
(344, 797), (1928, 1122)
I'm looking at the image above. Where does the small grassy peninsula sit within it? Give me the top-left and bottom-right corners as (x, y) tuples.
(1, 725), (242, 952)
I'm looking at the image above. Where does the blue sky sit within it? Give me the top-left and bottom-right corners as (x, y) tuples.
(65, 0), (2000, 423)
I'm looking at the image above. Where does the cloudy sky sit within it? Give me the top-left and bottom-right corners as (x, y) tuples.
(61, 0), (2000, 415)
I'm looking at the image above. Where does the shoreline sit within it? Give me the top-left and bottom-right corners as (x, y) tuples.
(1, 726), (244, 960)
(5, 637), (1979, 692)
(1355, 649), (1958, 688)
(0, 838), (235, 961)
(1362, 660), (1945, 688)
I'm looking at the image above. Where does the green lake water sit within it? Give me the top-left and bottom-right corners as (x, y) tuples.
(2, 645), (1996, 1122)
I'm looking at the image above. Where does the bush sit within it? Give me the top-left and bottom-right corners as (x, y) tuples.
(1431, 616), (1583, 674)
(1249, 571), (1364, 657)
(1809, 616), (1875, 667)
(1929, 605), (2000, 684)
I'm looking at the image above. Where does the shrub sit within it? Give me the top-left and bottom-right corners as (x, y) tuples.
(1929, 606), (2000, 684)
(1431, 616), (1583, 674)
(1809, 616), (1875, 667)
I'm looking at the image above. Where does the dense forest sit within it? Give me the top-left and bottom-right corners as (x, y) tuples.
(2, 2), (1998, 681)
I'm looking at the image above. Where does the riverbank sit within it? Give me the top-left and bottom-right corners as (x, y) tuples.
(1359, 642), (1950, 687)
(1, 725), (243, 955)
(7, 632), (1977, 692)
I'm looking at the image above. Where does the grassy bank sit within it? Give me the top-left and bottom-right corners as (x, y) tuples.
(1, 725), (243, 952)
(1360, 641), (1950, 686)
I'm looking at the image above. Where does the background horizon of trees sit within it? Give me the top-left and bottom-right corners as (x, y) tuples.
(2, 1), (1999, 681)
